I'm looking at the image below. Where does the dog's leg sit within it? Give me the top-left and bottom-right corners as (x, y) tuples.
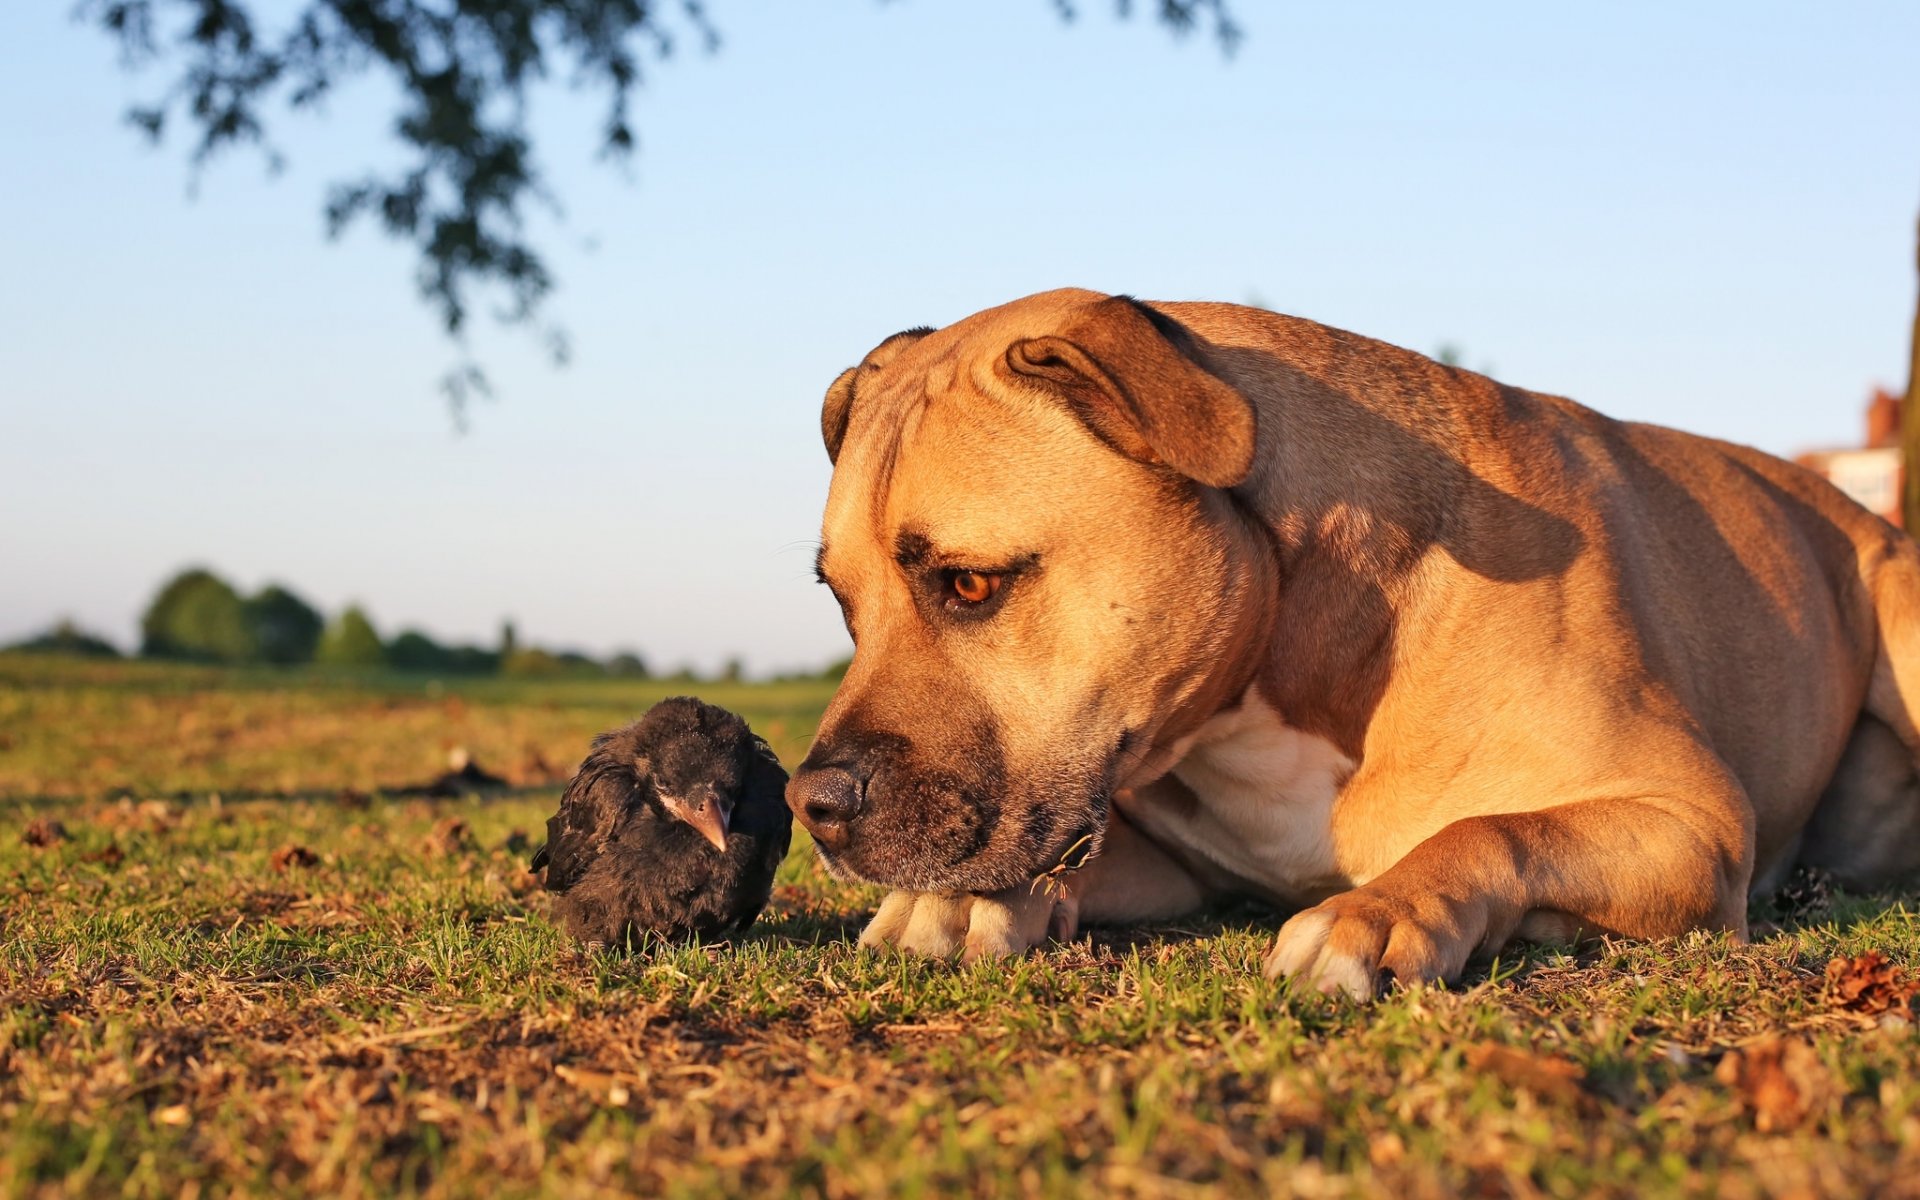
(856, 887), (1060, 960)
(1066, 806), (1215, 926)
(1264, 790), (1751, 1000)
(1799, 715), (1920, 887)
(1813, 548), (1920, 886)
(856, 811), (1212, 960)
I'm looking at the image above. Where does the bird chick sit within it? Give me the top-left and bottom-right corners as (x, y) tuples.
(532, 697), (792, 948)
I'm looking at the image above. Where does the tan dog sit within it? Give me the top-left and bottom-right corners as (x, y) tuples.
(786, 288), (1920, 997)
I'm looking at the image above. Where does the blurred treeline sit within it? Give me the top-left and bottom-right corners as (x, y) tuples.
(6, 567), (848, 683)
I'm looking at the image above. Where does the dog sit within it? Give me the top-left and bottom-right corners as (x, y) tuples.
(785, 288), (1920, 996)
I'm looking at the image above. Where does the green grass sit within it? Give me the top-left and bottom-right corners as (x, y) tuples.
(2, 653), (1917, 1198)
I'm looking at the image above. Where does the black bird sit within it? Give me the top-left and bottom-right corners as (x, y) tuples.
(531, 697), (792, 948)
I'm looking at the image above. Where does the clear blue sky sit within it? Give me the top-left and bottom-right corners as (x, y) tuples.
(2, 1), (1917, 674)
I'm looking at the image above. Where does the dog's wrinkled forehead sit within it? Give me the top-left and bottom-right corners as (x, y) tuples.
(815, 286), (1244, 587)
(817, 333), (952, 579)
(820, 287), (1114, 467)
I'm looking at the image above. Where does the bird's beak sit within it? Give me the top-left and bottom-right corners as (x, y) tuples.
(661, 787), (732, 852)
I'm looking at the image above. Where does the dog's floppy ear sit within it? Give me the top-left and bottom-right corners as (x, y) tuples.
(1002, 297), (1254, 488)
(821, 326), (937, 463)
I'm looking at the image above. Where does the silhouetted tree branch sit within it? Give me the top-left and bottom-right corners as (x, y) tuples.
(81, 1), (1238, 411)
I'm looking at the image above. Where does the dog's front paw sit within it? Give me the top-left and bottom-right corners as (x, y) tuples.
(1262, 887), (1485, 1000)
(858, 887), (1077, 963)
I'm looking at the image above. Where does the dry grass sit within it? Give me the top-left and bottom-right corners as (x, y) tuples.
(2, 654), (1917, 1198)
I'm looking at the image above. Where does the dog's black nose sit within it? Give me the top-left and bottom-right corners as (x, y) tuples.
(787, 765), (863, 853)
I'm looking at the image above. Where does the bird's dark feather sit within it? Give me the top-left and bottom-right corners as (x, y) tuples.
(531, 697), (792, 948)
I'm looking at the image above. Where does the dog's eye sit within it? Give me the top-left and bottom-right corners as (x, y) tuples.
(947, 570), (1002, 606)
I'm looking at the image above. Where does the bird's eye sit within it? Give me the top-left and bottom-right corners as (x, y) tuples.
(947, 570), (1001, 606)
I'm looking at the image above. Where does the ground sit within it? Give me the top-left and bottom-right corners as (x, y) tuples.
(2, 655), (1917, 1198)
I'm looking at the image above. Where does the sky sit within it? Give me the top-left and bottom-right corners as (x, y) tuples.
(2, 1), (1918, 675)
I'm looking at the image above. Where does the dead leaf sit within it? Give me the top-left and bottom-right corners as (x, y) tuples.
(519, 745), (558, 784)
(555, 1064), (636, 1105)
(507, 870), (544, 897)
(1464, 1042), (1592, 1110)
(1824, 951), (1918, 1017)
(1368, 1130), (1406, 1168)
(271, 844), (320, 873)
(1713, 1036), (1830, 1133)
(81, 844), (126, 868)
(1772, 866), (1835, 923)
(22, 818), (69, 848)
(136, 799), (177, 831)
(422, 817), (473, 858)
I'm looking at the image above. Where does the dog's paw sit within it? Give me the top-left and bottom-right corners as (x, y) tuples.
(858, 887), (1077, 963)
(1262, 887), (1482, 1000)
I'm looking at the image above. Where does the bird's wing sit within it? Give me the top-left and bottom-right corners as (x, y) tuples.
(538, 763), (625, 893)
(744, 735), (794, 854)
(748, 734), (790, 784)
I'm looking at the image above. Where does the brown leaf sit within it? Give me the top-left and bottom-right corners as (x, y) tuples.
(1823, 951), (1918, 1017)
(1713, 1036), (1830, 1133)
(507, 870), (544, 897)
(1463, 1042), (1593, 1110)
(519, 745), (558, 784)
(1367, 1130), (1406, 1168)
(554, 1064), (635, 1105)
(137, 799), (177, 831)
(22, 818), (69, 848)
(271, 844), (320, 873)
(81, 843), (125, 868)
(422, 817), (474, 859)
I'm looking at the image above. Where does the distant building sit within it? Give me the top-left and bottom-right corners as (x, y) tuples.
(1795, 388), (1904, 528)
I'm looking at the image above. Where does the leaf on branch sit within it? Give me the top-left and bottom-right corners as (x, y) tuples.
(83, 0), (1239, 415)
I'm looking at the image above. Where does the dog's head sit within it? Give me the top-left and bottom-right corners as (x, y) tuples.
(788, 289), (1278, 892)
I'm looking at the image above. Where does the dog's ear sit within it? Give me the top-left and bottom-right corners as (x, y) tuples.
(821, 326), (937, 463)
(1002, 297), (1254, 488)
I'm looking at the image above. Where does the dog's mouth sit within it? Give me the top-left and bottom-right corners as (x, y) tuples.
(797, 725), (1127, 895)
(1026, 817), (1104, 897)
(808, 781), (1111, 897)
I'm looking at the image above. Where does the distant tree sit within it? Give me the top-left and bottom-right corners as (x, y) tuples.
(390, 629), (502, 673)
(443, 644), (502, 675)
(501, 647), (564, 678)
(243, 584), (324, 664)
(1434, 343), (1494, 376)
(141, 567), (256, 662)
(819, 655), (853, 681)
(387, 628), (454, 672)
(5, 620), (123, 658)
(82, 0), (1238, 408)
(719, 657), (745, 684)
(502, 646), (605, 677)
(605, 651), (649, 678)
(315, 605), (386, 667)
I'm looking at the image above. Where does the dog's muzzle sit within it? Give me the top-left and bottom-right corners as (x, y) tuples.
(786, 764), (865, 853)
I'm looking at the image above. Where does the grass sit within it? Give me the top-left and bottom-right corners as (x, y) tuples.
(2, 654), (1917, 1198)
